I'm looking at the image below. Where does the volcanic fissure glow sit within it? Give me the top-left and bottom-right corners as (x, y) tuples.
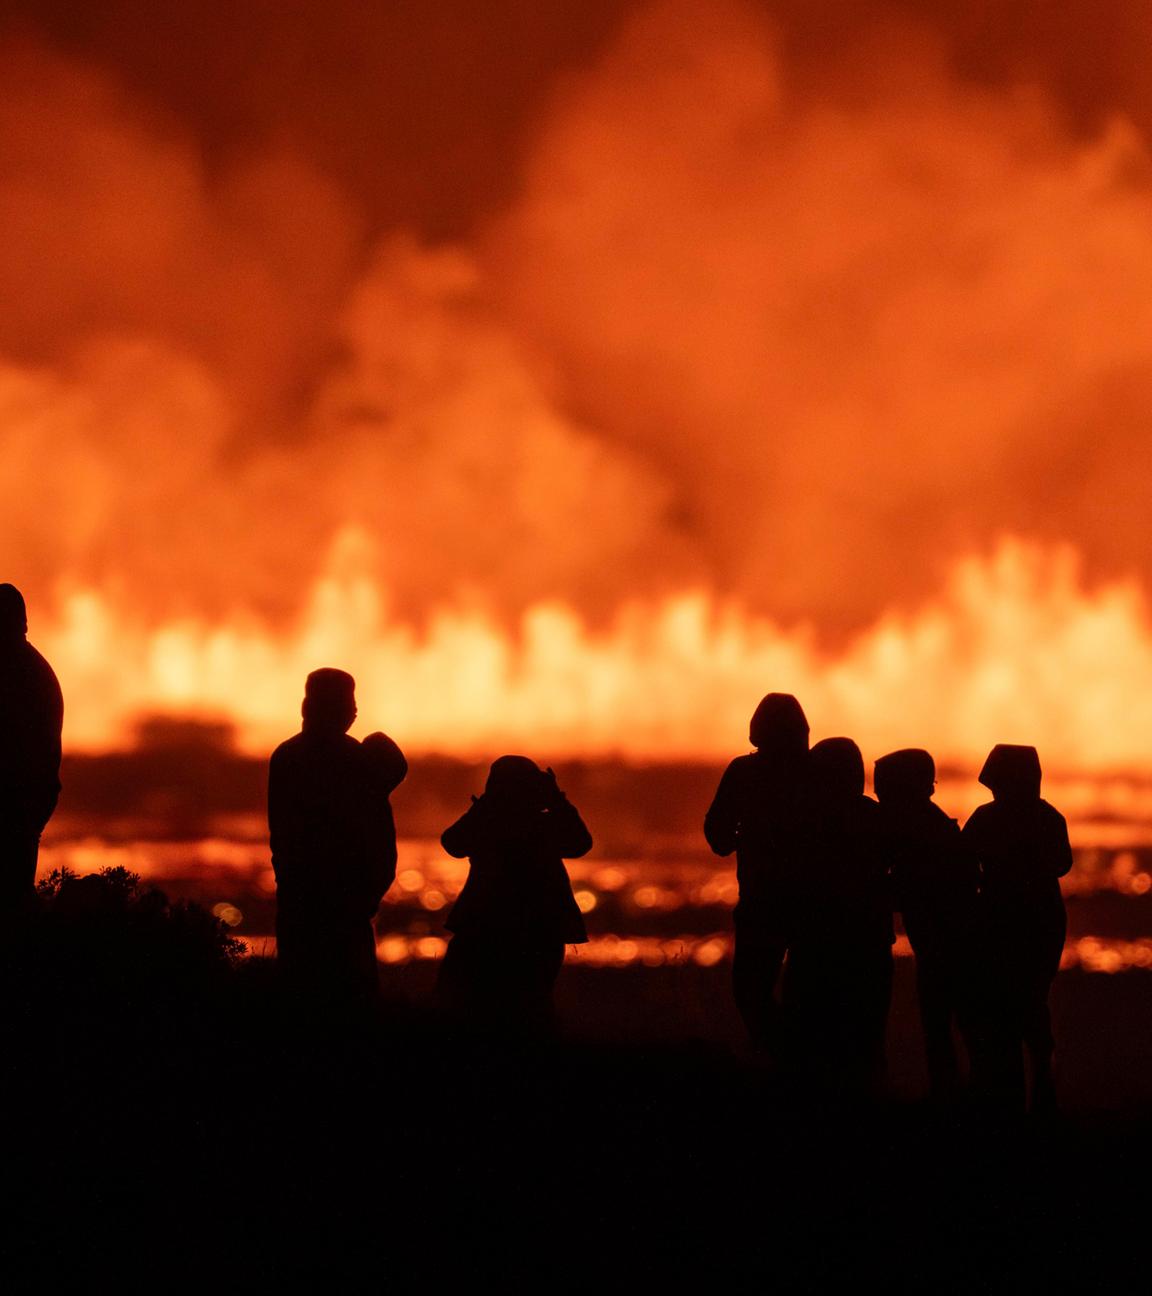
(41, 535), (1152, 765)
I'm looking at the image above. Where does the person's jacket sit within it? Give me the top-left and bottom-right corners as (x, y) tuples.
(789, 794), (892, 950)
(269, 730), (400, 920)
(704, 752), (805, 906)
(880, 799), (978, 955)
(442, 794), (591, 944)
(962, 797), (1072, 933)
(0, 638), (63, 833)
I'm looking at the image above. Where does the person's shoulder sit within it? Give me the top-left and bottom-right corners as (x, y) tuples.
(1037, 799), (1068, 828)
(856, 794), (882, 824)
(926, 801), (961, 834)
(21, 640), (61, 686)
(962, 801), (994, 829)
(270, 733), (305, 762)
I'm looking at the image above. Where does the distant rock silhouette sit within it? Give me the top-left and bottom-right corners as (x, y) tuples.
(438, 756), (591, 1034)
(704, 693), (809, 1052)
(963, 744), (1073, 1113)
(268, 668), (407, 1007)
(0, 584), (63, 915)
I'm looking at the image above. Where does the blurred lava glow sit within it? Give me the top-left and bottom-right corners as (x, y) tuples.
(38, 533), (1152, 768)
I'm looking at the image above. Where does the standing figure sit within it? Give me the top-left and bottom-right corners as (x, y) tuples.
(0, 584), (63, 914)
(704, 693), (809, 1051)
(783, 738), (892, 1094)
(268, 669), (406, 1006)
(875, 748), (979, 1098)
(438, 757), (591, 1034)
(962, 745), (1072, 1113)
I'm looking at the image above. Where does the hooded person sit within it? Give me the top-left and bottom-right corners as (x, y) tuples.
(962, 744), (1072, 1113)
(268, 668), (407, 1007)
(704, 693), (809, 1050)
(437, 756), (591, 1034)
(0, 584), (63, 913)
(875, 748), (979, 1097)
(781, 737), (892, 1093)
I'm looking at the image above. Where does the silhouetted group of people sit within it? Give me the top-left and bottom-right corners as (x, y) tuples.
(267, 667), (1071, 1112)
(0, 582), (1074, 1111)
(706, 693), (1072, 1112)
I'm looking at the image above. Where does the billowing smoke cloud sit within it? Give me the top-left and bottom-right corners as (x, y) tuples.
(0, 31), (684, 624)
(4, 0), (1152, 643)
(488, 0), (1152, 627)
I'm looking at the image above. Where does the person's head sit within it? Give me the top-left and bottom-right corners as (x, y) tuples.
(301, 668), (357, 734)
(485, 754), (547, 809)
(809, 736), (865, 801)
(978, 744), (1042, 801)
(874, 748), (936, 804)
(362, 731), (408, 793)
(0, 584), (28, 640)
(749, 693), (809, 760)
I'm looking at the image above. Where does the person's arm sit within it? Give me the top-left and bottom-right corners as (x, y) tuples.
(546, 798), (593, 859)
(1044, 807), (1075, 879)
(536, 768), (593, 858)
(268, 748), (306, 882)
(946, 816), (981, 896)
(366, 802), (399, 907)
(441, 799), (485, 858)
(704, 761), (742, 857)
(959, 808), (990, 891)
(959, 808), (986, 849)
(26, 657), (64, 830)
(360, 738), (403, 903)
(362, 731), (408, 795)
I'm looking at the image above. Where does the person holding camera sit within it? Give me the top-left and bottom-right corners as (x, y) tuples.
(437, 756), (591, 1033)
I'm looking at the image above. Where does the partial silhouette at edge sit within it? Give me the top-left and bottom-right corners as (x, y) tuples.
(0, 584), (63, 917)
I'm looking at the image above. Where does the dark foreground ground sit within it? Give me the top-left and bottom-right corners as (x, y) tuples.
(2, 947), (1151, 1292)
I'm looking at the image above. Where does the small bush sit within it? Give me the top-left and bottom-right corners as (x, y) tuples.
(8, 866), (246, 1023)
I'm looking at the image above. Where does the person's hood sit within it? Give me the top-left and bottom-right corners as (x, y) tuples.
(978, 744), (1042, 799)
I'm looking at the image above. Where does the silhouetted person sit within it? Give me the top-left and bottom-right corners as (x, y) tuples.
(705, 693), (809, 1050)
(0, 584), (63, 914)
(361, 730), (408, 907)
(438, 756), (591, 1034)
(782, 737), (892, 1094)
(875, 748), (979, 1098)
(962, 745), (1072, 1114)
(268, 669), (407, 1007)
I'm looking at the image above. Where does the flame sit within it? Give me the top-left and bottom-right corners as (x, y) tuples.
(37, 532), (1152, 767)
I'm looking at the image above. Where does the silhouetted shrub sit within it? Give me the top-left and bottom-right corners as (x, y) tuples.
(2, 866), (245, 1029)
(36, 864), (242, 957)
